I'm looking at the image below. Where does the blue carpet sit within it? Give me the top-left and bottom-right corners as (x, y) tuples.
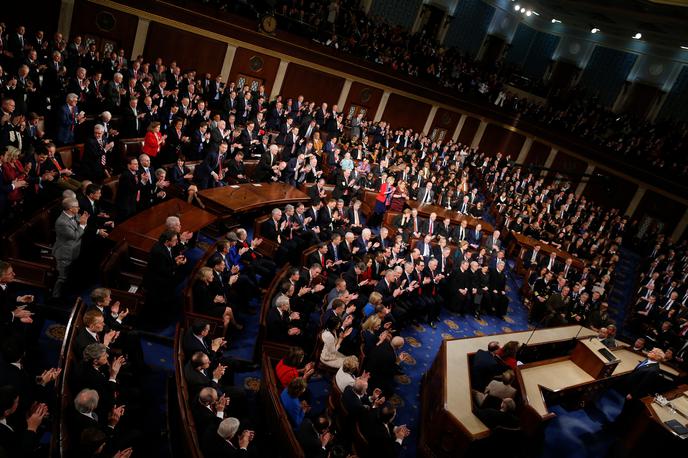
(606, 248), (641, 339)
(541, 389), (624, 458)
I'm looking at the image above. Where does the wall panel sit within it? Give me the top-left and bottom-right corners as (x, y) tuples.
(523, 141), (550, 168)
(635, 190), (686, 230)
(429, 108), (461, 138)
(143, 22), (225, 75)
(583, 173), (636, 211)
(343, 82), (383, 119)
(552, 151), (587, 176)
(479, 124), (525, 157)
(457, 117), (480, 146)
(381, 94), (431, 132)
(228, 47), (280, 95)
(279, 64), (344, 104)
(72, 0), (138, 57)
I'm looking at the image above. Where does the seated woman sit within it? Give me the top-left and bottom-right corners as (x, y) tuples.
(319, 315), (352, 369)
(168, 155), (194, 190)
(280, 377), (309, 429)
(362, 291), (383, 318)
(497, 341), (520, 370)
(192, 267), (236, 333)
(275, 347), (315, 389)
(335, 355), (360, 392)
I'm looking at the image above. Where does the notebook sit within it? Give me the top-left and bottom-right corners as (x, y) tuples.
(664, 419), (688, 436)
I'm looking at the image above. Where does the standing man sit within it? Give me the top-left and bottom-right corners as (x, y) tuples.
(52, 197), (88, 299)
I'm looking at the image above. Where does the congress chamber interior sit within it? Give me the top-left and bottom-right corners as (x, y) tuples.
(2, 0), (688, 457)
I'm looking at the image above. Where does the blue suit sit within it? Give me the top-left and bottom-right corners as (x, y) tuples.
(56, 104), (79, 145)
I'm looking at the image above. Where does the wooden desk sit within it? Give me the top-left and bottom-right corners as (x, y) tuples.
(419, 326), (599, 458)
(516, 345), (679, 420)
(199, 183), (310, 215)
(406, 200), (495, 233)
(645, 386), (688, 439)
(510, 232), (584, 270)
(109, 198), (217, 254)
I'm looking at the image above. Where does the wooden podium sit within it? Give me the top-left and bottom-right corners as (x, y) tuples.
(570, 339), (620, 379)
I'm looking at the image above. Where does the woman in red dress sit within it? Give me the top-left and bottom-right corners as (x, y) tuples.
(141, 121), (166, 165)
(2, 146), (28, 206)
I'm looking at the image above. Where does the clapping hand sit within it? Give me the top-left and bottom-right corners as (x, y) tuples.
(26, 402), (49, 431)
(113, 448), (134, 458)
(211, 337), (226, 352)
(108, 405), (126, 427)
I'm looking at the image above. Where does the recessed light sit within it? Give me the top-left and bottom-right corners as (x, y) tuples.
(526, 10), (532, 16)
(514, 4), (520, 11)
(633, 33), (642, 39)
(591, 28), (600, 34)
(520, 7), (526, 13)
(681, 45), (688, 50)
(551, 19), (561, 23)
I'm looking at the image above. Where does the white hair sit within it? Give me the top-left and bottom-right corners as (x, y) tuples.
(217, 417), (240, 440)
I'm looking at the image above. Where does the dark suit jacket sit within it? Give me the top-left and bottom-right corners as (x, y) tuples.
(471, 349), (507, 391)
(201, 426), (247, 458)
(115, 170), (140, 220)
(80, 137), (108, 182)
(360, 411), (401, 458)
(626, 362), (661, 399)
(266, 307), (289, 343)
(144, 242), (177, 295)
(296, 418), (328, 458)
(0, 422), (39, 458)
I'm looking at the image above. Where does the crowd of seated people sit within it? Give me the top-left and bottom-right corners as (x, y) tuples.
(626, 231), (688, 371)
(211, 0), (688, 179)
(0, 18), (683, 457)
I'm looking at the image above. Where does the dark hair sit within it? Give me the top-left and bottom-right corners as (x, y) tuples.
(85, 183), (101, 196)
(285, 347), (305, 367)
(190, 320), (210, 335)
(0, 337), (24, 364)
(325, 314), (342, 332)
(0, 385), (18, 416)
(159, 229), (177, 244)
(79, 427), (108, 455)
(207, 253), (224, 268)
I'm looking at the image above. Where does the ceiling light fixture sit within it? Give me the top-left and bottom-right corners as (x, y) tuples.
(591, 28), (600, 34)
(633, 33), (642, 39)
(520, 7), (526, 13)
(551, 18), (561, 23)
(681, 45), (688, 50)
(514, 4), (520, 11)
(526, 10), (532, 16)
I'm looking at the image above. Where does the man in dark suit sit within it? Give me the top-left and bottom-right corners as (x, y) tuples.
(81, 124), (113, 182)
(471, 342), (507, 391)
(366, 336), (409, 395)
(120, 97), (144, 138)
(201, 416), (254, 458)
(296, 414), (332, 458)
(143, 230), (186, 322)
(255, 143), (280, 182)
(613, 348), (665, 429)
(360, 403), (410, 458)
(115, 157), (142, 221)
(0, 385), (47, 457)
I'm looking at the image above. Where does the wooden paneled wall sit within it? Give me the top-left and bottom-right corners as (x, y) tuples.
(228, 48), (281, 95)
(143, 22), (225, 75)
(457, 117), (480, 145)
(71, 0), (138, 56)
(524, 141), (551, 168)
(343, 82), (383, 119)
(280, 63), (345, 103)
(429, 108), (461, 138)
(381, 94), (431, 132)
(479, 125), (525, 157)
(636, 190), (686, 229)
